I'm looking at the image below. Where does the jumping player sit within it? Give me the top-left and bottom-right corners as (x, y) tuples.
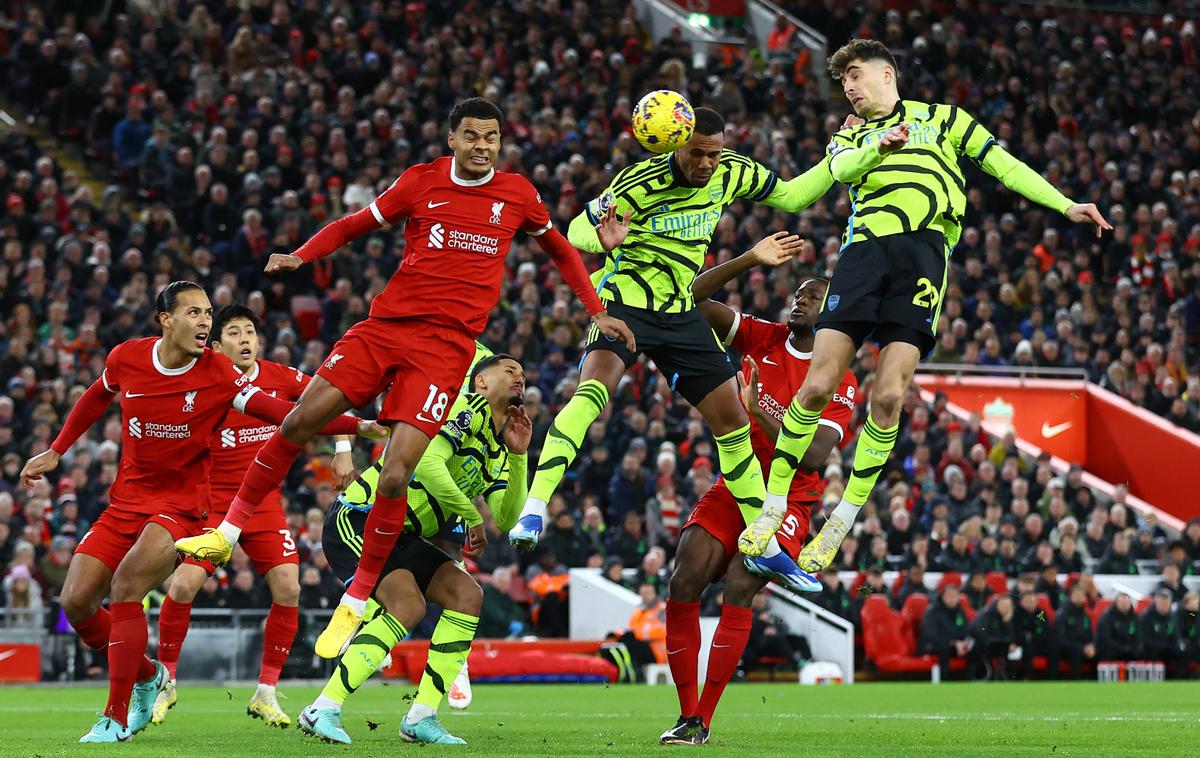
(152, 305), (310, 728)
(509, 107), (839, 591)
(763, 39), (1110, 576)
(660, 248), (857, 745)
(18, 282), (381, 743)
(299, 354), (531, 746)
(175, 97), (633, 659)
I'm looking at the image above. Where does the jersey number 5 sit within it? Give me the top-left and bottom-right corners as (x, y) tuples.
(780, 514), (801, 538)
(912, 277), (940, 310)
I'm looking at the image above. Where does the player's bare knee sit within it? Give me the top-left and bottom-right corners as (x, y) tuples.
(266, 571), (300, 606)
(798, 381), (834, 411)
(668, 566), (704, 604)
(449, 580), (483, 616)
(377, 459), (415, 499)
(168, 570), (205, 602)
(61, 584), (100, 623)
(871, 385), (905, 422)
(723, 567), (765, 608)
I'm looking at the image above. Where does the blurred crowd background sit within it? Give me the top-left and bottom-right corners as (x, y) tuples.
(0, 0), (1198, 678)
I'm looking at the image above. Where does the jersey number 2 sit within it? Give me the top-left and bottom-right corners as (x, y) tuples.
(912, 277), (940, 309)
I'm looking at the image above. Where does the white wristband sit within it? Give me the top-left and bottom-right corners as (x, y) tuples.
(334, 440), (353, 454)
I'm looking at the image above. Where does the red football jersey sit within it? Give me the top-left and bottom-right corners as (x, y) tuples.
(366, 156), (552, 333)
(208, 360), (309, 515)
(100, 338), (251, 515)
(728, 314), (859, 502)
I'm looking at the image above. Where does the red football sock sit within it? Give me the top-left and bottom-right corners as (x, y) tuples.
(665, 599), (701, 718)
(105, 602), (150, 727)
(156, 597), (192, 680)
(226, 434), (303, 529)
(346, 493), (409, 602)
(696, 604), (753, 728)
(73, 606), (111, 651)
(259, 603), (299, 686)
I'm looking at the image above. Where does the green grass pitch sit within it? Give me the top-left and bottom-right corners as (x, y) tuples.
(6, 681), (1198, 756)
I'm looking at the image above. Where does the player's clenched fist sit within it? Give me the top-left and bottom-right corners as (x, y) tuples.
(877, 122), (909, 154)
(264, 253), (304, 274)
(464, 524), (488, 558)
(503, 405), (533, 454)
(19, 449), (60, 489)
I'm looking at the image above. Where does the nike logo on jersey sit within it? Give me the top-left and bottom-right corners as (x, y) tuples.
(761, 356), (779, 366)
(125, 391), (146, 398)
(416, 413), (437, 424)
(1041, 421), (1073, 439)
(0, 650), (17, 663)
(427, 200), (450, 208)
(666, 648), (686, 656)
(282, 550), (297, 557)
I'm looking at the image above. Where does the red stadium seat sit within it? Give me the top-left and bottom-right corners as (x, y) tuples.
(985, 572), (1010, 596)
(900, 593), (930, 646)
(1088, 598), (1113, 628)
(849, 571), (868, 598)
(860, 596), (938, 674)
(890, 571), (908, 598)
(1135, 597), (1152, 614)
(936, 572), (962, 592)
(958, 595), (977, 622)
(1036, 593), (1056, 622)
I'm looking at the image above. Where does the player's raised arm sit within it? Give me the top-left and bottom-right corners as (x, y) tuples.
(231, 385), (386, 438)
(20, 376), (118, 487)
(266, 168), (421, 272)
(950, 109), (1112, 237)
(693, 232), (805, 337)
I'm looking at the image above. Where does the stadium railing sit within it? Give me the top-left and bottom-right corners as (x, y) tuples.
(745, 0), (830, 99)
(763, 585), (855, 684)
(633, 0), (746, 67)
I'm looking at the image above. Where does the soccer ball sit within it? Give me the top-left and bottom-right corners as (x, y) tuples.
(632, 90), (695, 154)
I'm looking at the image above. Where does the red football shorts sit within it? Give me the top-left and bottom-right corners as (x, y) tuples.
(316, 316), (476, 436)
(76, 506), (203, 574)
(185, 501), (298, 575)
(684, 477), (813, 563)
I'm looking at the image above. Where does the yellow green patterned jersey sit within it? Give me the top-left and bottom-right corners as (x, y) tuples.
(570, 152), (834, 313)
(338, 392), (527, 535)
(827, 99), (1072, 250)
(464, 340), (493, 393)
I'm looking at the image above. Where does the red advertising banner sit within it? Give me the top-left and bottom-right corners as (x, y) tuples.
(1085, 385), (1200, 522)
(914, 375), (1088, 464)
(915, 374), (1200, 523)
(0, 643), (40, 682)
(670, 0), (746, 15)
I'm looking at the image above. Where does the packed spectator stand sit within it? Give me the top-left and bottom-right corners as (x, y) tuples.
(0, 1), (1197, 680)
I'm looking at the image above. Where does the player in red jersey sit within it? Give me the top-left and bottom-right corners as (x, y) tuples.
(152, 304), (309, 728)
(660, 245), (858, 745)
(174, 97), (634, 658)
(19, 282), (381, 743)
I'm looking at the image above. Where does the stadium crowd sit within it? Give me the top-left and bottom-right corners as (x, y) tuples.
(0, 0), (1198, 677)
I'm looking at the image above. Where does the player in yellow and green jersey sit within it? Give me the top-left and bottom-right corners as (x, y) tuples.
(761, 38), (1112, 575)
(509, 106), (843, 592)
(300, 354), (530, 746)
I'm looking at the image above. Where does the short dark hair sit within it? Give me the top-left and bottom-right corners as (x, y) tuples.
(211, 304), (261, 347)
(449, 97), (503, 131)
(470, 352), (519, 388)
(827, 38), (898, 80)
(154, 281), (205, 322)
(693, 106), (724, 136)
